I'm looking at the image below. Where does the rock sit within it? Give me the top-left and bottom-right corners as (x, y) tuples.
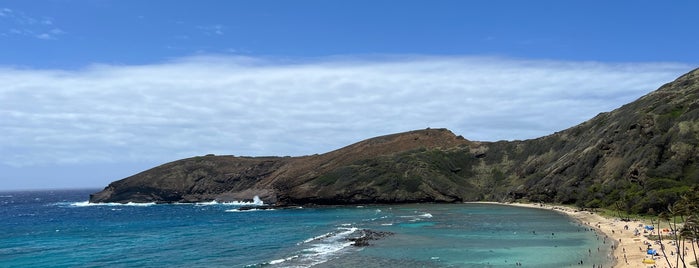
(347, 229), (395, 247)
(236, 205), (273, 211)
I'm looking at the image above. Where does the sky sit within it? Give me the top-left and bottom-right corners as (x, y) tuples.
(1, 1), (698, 190)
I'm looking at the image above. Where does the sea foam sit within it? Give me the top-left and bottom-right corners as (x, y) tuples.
(191, 200), (255, 206)
(263, 227), (359, 267)
(68, 201), (156, 207)
(66, 195), (266, 208)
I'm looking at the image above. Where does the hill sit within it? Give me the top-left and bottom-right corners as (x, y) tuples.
(91, 68), (699, 214)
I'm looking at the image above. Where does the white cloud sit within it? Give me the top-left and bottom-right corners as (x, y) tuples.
(198, 24), (224, 36)
(50, 28), (64, 35)
(0, 8), (11, 17)
(0, 8), (64, 40)
(35, 33), (51, 39)
(0, 56), (692, 168)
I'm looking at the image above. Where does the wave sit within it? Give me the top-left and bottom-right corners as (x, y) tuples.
(191, 200), (254, 206)
(194, 195), (264, 206)
(67, 201), (156, 207)
(64, 195), (266, 208)
(298, 232), (334, 244)
(258, 227), (360, 267)
(398, 211), (434, 222)
(267, 255), (300, 265)
(301, 227), (358, 264)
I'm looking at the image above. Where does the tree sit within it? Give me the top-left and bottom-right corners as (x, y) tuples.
(656, 187), (699, 268)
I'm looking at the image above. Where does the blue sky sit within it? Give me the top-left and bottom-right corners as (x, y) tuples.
(1, 1), (698, 190)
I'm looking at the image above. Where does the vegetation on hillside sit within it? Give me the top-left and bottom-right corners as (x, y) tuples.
(652, 186), (699, 268)
(91, 68), (699, 217)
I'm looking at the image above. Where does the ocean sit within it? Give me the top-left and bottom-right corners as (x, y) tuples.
(0, 189), (613, 267)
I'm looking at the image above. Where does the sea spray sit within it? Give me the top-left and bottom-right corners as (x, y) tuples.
(253, 195), (264, 206)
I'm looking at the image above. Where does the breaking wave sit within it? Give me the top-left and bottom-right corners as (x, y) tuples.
(256, 226), (360, 267)
(63, 195), (266, 208)
(66, 201), (156, 207)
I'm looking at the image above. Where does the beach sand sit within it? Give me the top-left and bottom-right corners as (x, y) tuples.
(486, 202), (697, 268)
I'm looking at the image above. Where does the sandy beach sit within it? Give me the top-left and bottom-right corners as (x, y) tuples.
(489, 202), (697, 268)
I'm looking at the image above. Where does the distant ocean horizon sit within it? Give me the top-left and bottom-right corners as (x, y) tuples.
(1, 189), (614, 267)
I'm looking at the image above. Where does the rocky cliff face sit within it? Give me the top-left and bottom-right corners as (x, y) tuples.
(91, 68), (699, 213)
(91, 128), (475, 204)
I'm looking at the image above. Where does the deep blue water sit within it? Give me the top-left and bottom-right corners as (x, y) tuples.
(0, 189), (613, 267)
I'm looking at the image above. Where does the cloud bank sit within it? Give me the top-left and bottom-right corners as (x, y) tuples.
(0, 56), (692, 168)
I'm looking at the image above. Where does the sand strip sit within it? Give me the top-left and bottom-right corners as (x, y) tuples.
(483, 202), (697, 268)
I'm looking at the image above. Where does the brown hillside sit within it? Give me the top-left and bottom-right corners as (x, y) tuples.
(91, 68), (699, 213)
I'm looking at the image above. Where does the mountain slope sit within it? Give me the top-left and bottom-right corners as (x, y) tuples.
(90, 128), (476, 204)
(509, 68), (699, 212)
(91, 68), (699, 213)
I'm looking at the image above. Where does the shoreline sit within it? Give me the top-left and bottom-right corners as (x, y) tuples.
(479, 201), (696, 268)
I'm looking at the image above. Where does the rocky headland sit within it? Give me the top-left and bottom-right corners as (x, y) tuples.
(91, 68), (699, 214)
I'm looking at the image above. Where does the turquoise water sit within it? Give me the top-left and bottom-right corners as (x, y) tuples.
(0, 189), (613, 267)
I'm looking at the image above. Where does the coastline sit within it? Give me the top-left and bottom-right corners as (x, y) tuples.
(480, 201), (696, 268)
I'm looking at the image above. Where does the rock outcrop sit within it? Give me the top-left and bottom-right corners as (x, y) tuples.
(91, 68), (699, 213)
(91, 128), (475, 204)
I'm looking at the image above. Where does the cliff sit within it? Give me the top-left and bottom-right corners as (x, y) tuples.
(90, 128), (475, 204)
(91, 68), (699, 213)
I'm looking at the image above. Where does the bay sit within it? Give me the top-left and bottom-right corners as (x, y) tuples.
(0, 189), (612, 267)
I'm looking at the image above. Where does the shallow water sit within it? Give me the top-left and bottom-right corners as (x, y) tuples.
(0, 189), (613, 267)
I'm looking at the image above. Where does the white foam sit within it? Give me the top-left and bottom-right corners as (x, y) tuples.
(68, 201), (156, 207)
(399, 212), (433, 220)
(268, 259), (285, 265)
(195, 195), (264, 206)
(276, 227), (360, 267)
(307, 240), (355, 258)
(191, 200), (258, 206)
(192, 200), (221, 206)
(252, 195), (264, 206)
(268, 255), (299, 265)
(303, 228), (357, 264)
(251, 254), (301, 267)
(69, 197), (266, 207)
(299, 231), (334, 244)
(252, 227), (362, 267)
